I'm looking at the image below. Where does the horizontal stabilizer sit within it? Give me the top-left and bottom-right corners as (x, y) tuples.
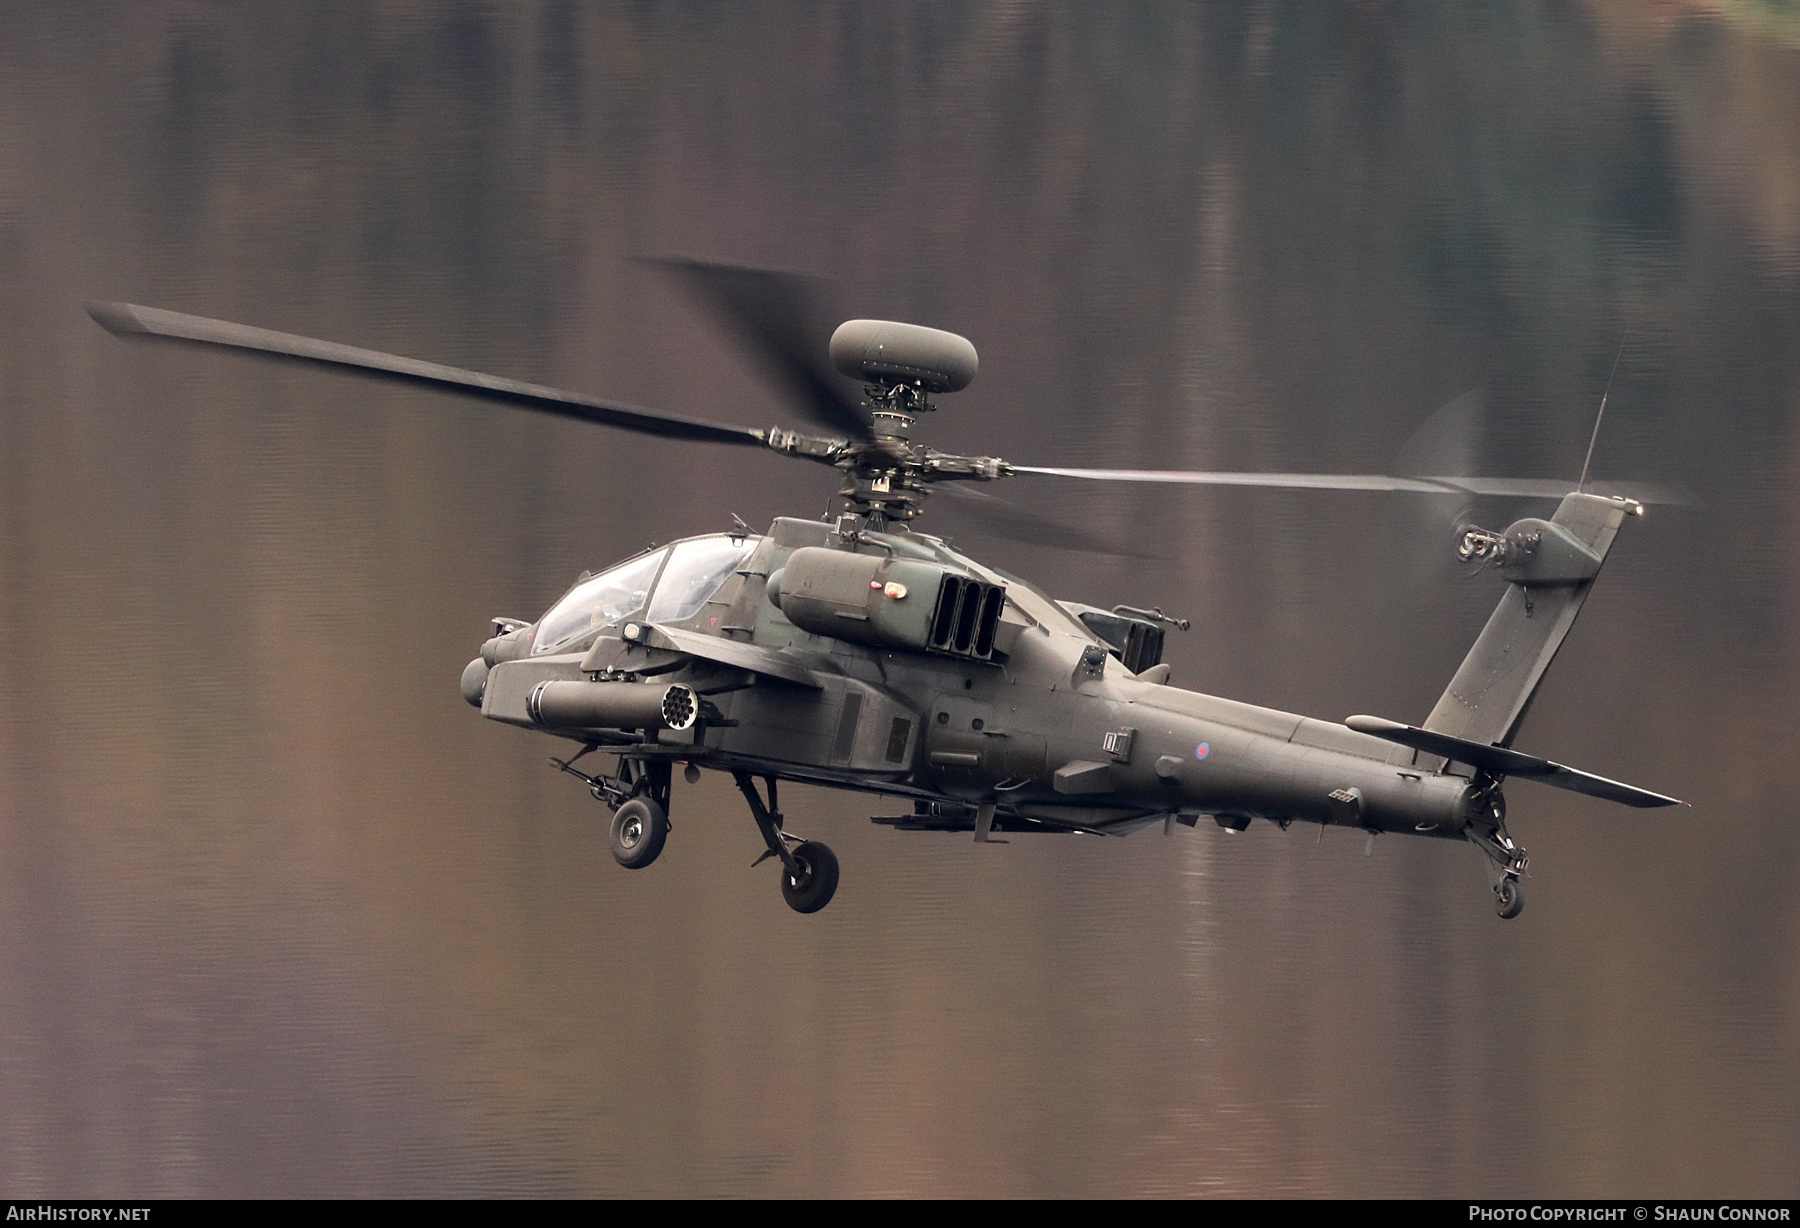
(1344, 715), (1686, 809)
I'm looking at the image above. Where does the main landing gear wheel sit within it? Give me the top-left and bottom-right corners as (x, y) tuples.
(780, 840), (839, 914)
(1495, 876), (1525, 920)
(609, 796), (669, 870)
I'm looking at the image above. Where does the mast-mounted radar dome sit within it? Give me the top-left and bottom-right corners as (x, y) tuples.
(829, 319), (977, 394)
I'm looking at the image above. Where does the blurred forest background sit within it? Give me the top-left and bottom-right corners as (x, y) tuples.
(1, 0), (1798, 1196)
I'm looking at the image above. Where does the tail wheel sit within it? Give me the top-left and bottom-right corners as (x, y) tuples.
(1495, 876), (1524, 920)
(780, 841), (840, 914)
(609, 796), (669, 870)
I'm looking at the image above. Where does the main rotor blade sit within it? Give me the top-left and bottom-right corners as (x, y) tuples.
(932, 483), (1151, 557)
(87, 302), (768, 448)
(652, 258), (873, 441)
(1010, 467), (1692, 505)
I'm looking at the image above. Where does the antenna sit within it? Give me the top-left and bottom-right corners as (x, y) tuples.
(1579, 335), (1628, 492)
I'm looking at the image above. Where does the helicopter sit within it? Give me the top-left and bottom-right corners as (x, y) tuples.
(87, 261), (1686, 919)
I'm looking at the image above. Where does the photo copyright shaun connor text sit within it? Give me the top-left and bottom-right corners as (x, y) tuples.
(1471, 1210), (1792, 1223)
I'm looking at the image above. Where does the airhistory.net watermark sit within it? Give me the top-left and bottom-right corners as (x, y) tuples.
(5, 1209), (150, 1222)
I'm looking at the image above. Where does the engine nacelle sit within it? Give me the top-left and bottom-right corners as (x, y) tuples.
(829, 319), (978, 394)
(769, 546), (1006, 660)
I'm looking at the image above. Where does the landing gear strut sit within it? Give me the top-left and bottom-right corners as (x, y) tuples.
(734, 772), (839, 914)
(551, 750), (673, 870)
(1467, 803), (1528, 920)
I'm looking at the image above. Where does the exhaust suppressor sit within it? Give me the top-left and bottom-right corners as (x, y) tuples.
(526, 680), (699, 731)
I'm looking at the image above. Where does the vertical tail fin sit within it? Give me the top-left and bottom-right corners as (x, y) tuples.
(1425, 492), (1636, 748)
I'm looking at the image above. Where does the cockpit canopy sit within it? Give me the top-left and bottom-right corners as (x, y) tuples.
(531, 534), (755, 656)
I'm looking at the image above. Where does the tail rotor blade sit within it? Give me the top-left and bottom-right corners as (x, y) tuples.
(1395, 388), (1486, 482)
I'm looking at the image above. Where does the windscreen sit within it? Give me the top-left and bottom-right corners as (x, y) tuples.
(531, 549), (667, 655)
(646, 536), (755, 623)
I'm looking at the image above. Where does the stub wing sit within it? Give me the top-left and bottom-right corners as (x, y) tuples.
(1344, 715), (1687, 809)
(647, 625), (829, 689)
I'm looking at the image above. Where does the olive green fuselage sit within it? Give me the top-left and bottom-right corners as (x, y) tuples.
(474, 518), (1481, 840)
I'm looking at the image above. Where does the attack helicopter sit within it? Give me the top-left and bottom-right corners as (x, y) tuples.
(88, 261), (1686, 919)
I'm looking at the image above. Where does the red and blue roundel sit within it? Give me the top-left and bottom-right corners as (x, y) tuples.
(1195, 742), (1211, 760)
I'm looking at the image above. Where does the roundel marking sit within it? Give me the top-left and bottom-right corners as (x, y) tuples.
(1195, 742), (1211, 760)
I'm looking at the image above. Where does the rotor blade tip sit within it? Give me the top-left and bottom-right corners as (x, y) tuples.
(636, 252), (694, 274)
(86, 300), (146, 336)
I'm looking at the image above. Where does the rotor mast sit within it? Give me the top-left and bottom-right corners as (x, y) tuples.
(844, 378), (930, 530)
